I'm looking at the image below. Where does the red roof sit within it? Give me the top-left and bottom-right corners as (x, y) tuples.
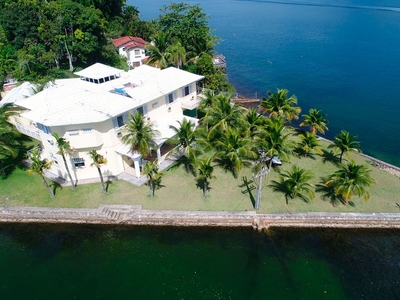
(112, 36), (147, 49)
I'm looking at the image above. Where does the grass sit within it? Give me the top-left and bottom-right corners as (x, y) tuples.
(1, 140), (400, 213)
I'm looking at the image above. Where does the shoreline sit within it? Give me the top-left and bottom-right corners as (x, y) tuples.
(1, 205), (399, 229)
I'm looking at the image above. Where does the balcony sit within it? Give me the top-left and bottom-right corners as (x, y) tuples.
(181, 96), (201, 110)
(15, 122), (41, 140)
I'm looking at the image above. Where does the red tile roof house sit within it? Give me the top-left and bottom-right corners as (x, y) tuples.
(112, 36), (148, 68)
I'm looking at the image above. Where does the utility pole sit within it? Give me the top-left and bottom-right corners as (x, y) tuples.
(253, 148), (270, 210)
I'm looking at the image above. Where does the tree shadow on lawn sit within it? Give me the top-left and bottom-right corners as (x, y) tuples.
(269, 180), (311, 205)
(321, 149), (340, 166)
(238, 176), (256, 208)
(292, 147), (319, 160)
(315, 182), (355, 207)
(195, 178), (212, 198)
(165, 156), (197, 177)
(50, 181), (63, 196)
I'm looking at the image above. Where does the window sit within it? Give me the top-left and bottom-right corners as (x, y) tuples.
(50, 154), (58, 165)
(37, 123), (51, 134)
(82, 128), (92, 134)
(182, 85), (190, 97)
(134, 49), (141, 57)
(73, 158), (85, 167)
(133, 61), (141, 67)
(68, 129), (79, 136)
(113, 113), (129, 129)
(166, 92), (176, 104)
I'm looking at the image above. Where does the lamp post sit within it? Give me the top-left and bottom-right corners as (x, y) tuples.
(253, 148), (270, 210)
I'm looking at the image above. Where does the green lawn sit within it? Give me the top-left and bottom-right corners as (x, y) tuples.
(1, 144), (399, 213)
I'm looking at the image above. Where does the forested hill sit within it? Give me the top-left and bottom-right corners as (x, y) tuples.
(0, 0), (233, 92)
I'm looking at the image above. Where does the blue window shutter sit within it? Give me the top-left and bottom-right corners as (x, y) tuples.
(113, 117), (118, 128)
(123, 112), (129, 124)
(143, 105), (148, 115)
(165, 95), (169, 105)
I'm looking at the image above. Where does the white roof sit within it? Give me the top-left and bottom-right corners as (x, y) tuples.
(74, 63), (123, 80)
(13, 64), (204, 127)
(1, 82), (36, 105)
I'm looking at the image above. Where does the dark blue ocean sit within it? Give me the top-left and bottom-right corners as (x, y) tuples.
(129, 0), (400, 167)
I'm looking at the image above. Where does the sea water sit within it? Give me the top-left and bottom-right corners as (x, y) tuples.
(0, 223), (399, 299)
(129, 0), (400, 167)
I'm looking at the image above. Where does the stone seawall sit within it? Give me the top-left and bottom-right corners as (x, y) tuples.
(1, 205), (400, 229)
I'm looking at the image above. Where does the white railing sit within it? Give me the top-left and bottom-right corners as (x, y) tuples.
(15, 123), (41, 140)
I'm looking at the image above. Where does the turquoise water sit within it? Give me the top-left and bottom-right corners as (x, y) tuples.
(0, 224), (399, 299)
(130, 0), (400, 166)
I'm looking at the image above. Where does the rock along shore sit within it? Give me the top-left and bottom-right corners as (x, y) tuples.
(0, 205), (399, 230)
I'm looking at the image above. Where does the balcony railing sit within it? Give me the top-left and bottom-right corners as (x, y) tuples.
(181, 96), (201, 110)
(15, 122), (41, 140)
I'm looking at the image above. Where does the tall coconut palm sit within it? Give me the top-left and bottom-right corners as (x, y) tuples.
(324, 160), (376, 202)
(255, 117), (294, 167)
(197, 156), (215, 198)
(259, 88), (301, 121)
(88, 150), (107, 194)
(270, 164), (315, 204)
(28, 148), (54, 198)
(0, 122), (20, 178)
(52, 132), (75, 189)
(202, 93), (244, 140)
(329, 130), (360, 163)
(213, 127), (256, 178)
(243, 108), (265, 138)
(168, 39), (186, 69)
(145, 31), (171, 69)
(300, 108), (328, 135)
(167, 118), (198, 174)
(142, 159), (163, 198)
(297, 132), (323, 157)
(121, 112), (159, 159)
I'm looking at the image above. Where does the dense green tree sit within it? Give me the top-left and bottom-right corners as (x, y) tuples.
(142, 158), (163, 198)
(28, 148), (54, 198)
(300, 108), (328, 135)
(121, 112), (159, 158)
(157, 3), (213, 55)
(324, 160), (376, 202)
(329, 130), (360, 163)
(260, 88), (301, 121)
(88, 150), (108, 194)
(270, 164), (315, 204)
(243, 108), (265, 138)
(52, 132), (76, 190)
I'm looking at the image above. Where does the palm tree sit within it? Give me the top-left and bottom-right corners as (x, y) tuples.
(243, 108), (265, 138)
(259, 88), (301, 121)
(255, 117), (294, 168)
(297, 132), (323, 157)
(0, 122), (20, 178)
(121, 112), (159, 159)
(52, 132), (76, 189)
(270, 164), (315, 204)
(324, 160), (376, 202)
(145, 31), (171, 69)
(167, 118), (198, 174)
(202, 93), (245, 140)
(213, 127), (256, 178)
(28, 148), (54, 198)
(168, 39), (186, 69)
(142, 159), (163, 198)
(88, 150), (107, 194)
(197, 156), (215, 198)
(300, 108), (328, 135)
(329, 130), (360, 163)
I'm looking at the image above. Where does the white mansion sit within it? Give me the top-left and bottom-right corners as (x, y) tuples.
(2, 63), (204, 180)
